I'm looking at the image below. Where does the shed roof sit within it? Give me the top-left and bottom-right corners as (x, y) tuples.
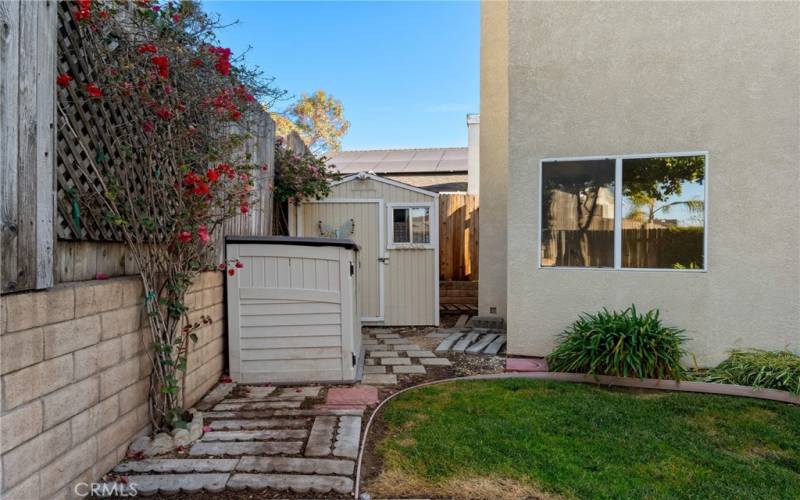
(332, 172), (439, 198)
(327, 147), (468, 174)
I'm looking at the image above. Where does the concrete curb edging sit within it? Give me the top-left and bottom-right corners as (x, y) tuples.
(353, 372), (800, 497)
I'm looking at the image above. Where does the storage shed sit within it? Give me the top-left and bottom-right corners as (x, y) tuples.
(225, 236), (362, 383)
(290, 172), (439, 326)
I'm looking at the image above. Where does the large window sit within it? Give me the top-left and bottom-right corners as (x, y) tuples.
(540, 154), (706, 270)
(389, 205), (431, 247)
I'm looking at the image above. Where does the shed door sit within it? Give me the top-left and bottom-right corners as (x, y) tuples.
(302, 201), (383, 321)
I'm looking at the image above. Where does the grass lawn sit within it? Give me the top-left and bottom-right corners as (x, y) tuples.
(368, 379), (800, 499)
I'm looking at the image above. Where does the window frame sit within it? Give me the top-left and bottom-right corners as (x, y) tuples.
(387, 202), (435, 250)
(538, 151), (709, 272)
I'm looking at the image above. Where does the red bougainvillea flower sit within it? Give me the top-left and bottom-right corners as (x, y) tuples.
(191, 58), (203, 67)
(138, 44), (157, 54)
(229, 109), (241, 121)
(197, 225), (210, 244)
(151, 56), (169, 79)
(206, 168), (220, 183)
(183, 172), (201, 186)
(220, 375), (233, 383)
(240, 203), (249, 215)
(156, 106), (173, 121)
(228, 269), (235, 277)
(172, 14), (181, 23)
(56, 73), (72, 87)
(217, 263), (226, 271)
(141, 121), (154, 133)
(191, 181), (209, 196)
(216, 163), (235, 179)
(209, 46), (232, 76)
(178, 231), (192, 243)
(235, 260), (244, 269)
(74, 1), (91, 21)
(86, 83), (102, 97)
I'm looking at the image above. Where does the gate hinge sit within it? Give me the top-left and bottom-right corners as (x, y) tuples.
(350, 262), (354, 276)
(352, 352), (357, 366)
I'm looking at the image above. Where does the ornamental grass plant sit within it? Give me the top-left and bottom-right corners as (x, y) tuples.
(705, 350), (800, 394)
(546, 306), (688, 380)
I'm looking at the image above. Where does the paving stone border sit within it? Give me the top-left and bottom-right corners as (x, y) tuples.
(237, 456), (355, 475)
(227, 473), (354, 494)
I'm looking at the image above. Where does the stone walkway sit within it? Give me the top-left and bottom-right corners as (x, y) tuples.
(433, 316), (507, 355)
(103, 384), (362, 496)
(362, 329), (452, 385)
(101, 327), (455, 497)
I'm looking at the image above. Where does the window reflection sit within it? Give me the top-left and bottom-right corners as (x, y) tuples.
(541, 160), (615, 267)
(393, 208), (410, 243)
(621, 156), (705, 269)
(410, 207), (430, 244)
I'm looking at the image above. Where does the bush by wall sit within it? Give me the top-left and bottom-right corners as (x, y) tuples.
(546, 306), (688, 380)
(705, 350), (800, 394)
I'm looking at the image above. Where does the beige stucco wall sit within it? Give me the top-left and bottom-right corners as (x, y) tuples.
(478, 0), (509, 318)
(494, 1), (800, 366)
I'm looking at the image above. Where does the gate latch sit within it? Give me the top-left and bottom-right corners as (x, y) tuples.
(350, 262), (355, 276)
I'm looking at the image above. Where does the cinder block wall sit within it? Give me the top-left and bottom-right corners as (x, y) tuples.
(0, 272), (225, 499)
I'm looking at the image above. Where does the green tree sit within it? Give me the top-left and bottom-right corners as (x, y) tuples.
(273, 90), (349, 154)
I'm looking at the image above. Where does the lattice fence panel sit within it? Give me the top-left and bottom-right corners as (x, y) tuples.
(56, 1), (168, 242)
(55, 2), (275, 246)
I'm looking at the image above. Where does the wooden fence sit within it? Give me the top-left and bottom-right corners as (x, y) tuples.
(1, 1), (58, 293)
(1, 1), (279, 291)
(542, 228), (704, 268)
(439, 193), (479, 281)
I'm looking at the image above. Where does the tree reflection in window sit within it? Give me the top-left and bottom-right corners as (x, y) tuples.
(622, 156), (705, 269)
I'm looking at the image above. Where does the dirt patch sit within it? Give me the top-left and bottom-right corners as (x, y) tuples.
(365, 468), (560, 500)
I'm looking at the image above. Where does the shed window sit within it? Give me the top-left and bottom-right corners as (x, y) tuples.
(391, 207), (430, 245)
(540, 154), (706, 270)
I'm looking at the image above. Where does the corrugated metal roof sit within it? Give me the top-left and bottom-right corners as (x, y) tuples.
(327, 147), (468, 174)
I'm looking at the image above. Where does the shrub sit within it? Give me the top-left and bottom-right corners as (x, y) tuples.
(705, 350), (800, 394)
(546, 306), (688, 380)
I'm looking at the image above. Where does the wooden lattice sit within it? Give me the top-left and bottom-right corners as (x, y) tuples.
(56, 1), (170, 242)
(55, 2), (275, 245)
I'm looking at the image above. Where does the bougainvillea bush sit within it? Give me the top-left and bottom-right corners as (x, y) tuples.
(273, 137), (341, 204)
(59, 0), (284, 430)
(271, 137), (342, 233)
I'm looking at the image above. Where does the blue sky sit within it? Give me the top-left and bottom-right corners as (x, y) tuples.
(205, 1), (480, 151)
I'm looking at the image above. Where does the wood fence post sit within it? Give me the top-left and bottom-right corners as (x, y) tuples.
(1, 0), (57, 293)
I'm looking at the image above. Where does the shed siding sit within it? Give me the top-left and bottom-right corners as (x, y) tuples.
(300, 177), (438, 325)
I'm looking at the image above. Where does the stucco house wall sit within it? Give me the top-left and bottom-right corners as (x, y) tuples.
(478, 0), (509, 318)
(483, 1), (800, 366)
